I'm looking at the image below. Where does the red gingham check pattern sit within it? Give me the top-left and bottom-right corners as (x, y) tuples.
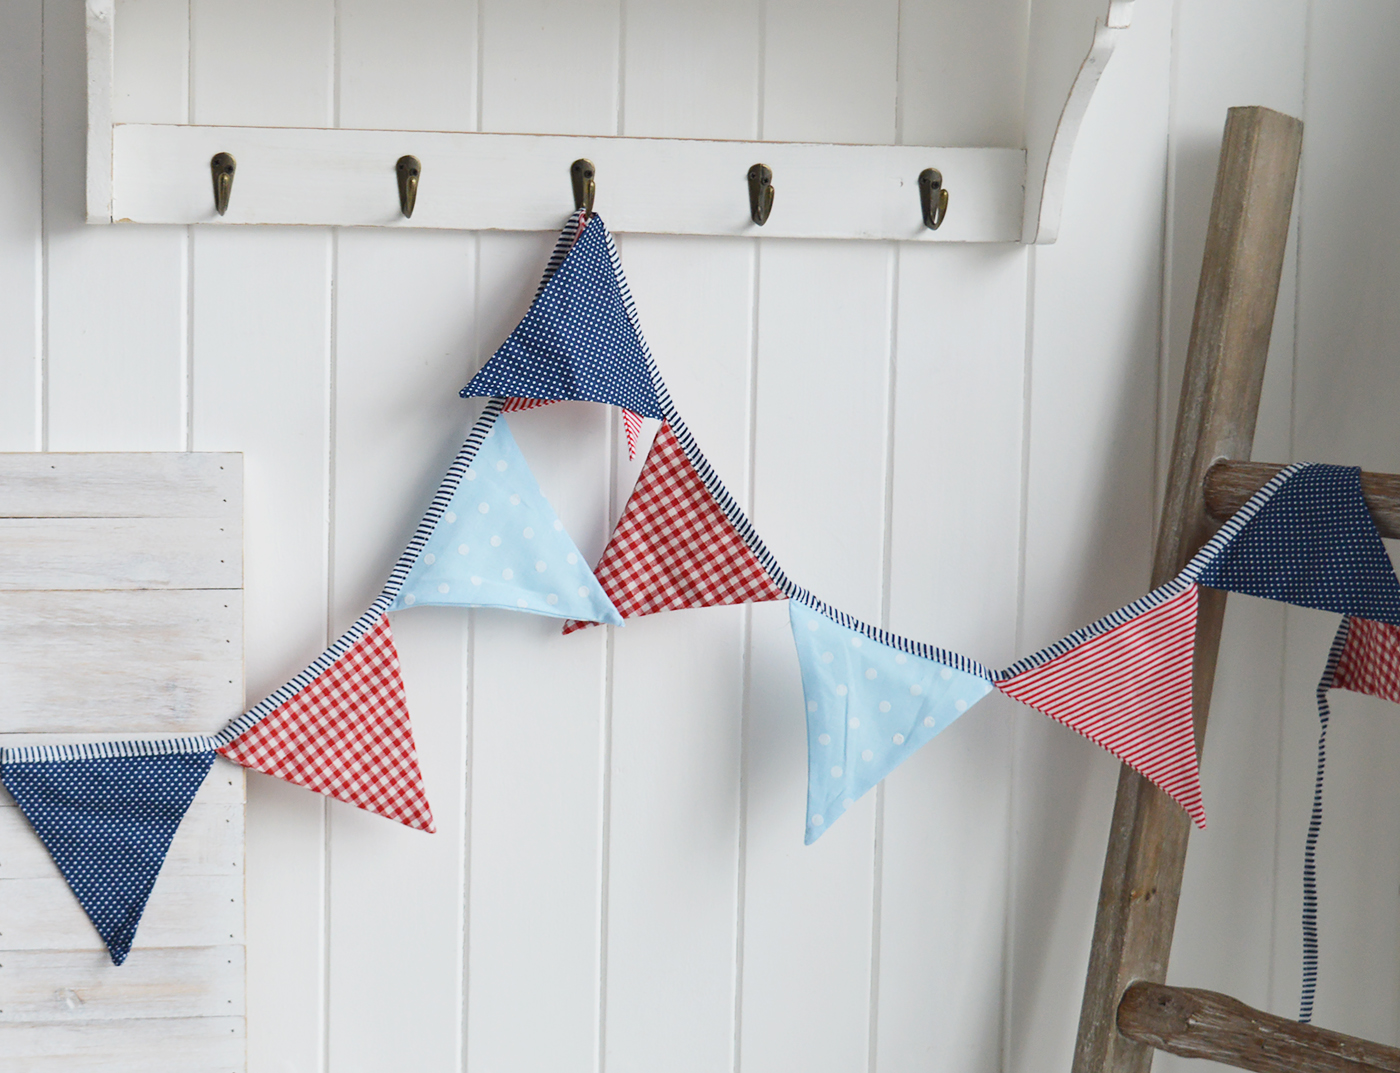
(997, 583), (1205, 827)
(1333, 616), (1400, 703)
(217, 615), (436, 832)
(564, 421), (785, 634)
(501, 397), (643, 458)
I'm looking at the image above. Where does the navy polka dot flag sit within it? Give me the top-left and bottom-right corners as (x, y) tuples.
(460, 217), (664, 420)
(1, 741), (215, 964)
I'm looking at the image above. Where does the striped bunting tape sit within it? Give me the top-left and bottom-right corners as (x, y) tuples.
(214, 399), (504, 746)
(1, 736), (220, 766)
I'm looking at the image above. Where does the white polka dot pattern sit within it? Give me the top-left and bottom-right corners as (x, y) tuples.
(0, 748), (215, 964)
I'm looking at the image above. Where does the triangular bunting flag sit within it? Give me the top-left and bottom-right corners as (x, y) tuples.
(460, 215), (664, 422)
(790, 600), (993, 843)
(996, 579), (1205, 827)
(218, 614), (435, 831)
(0, 741), (215, 964)
(1188, 463), (1400, 625)
(564, 421), (786, 633)
(390, 416), (622, 625)
(1330, 615), (1400, 702)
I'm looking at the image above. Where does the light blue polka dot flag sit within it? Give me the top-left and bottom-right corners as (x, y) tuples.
(789, 598), (994, 844)
(390, 415), (623, 625)
(0, 739), (216, 965)
(459, 215), (664, 421)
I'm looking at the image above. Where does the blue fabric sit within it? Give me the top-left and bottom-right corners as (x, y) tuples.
(1, 749), (215, 964)
(390, 417), (623, 625)
(1194, 464), (1400, 625)
(459, 216), (664, 419)
(790, 601), (993, 843)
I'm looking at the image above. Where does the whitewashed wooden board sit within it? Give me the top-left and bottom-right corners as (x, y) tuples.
(0, 452), (246, 1071)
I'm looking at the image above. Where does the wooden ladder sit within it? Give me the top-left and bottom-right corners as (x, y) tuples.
(1071, 105), (1400, 1073)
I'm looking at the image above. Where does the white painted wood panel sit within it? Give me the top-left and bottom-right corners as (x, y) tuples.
(0, 875), (245, 951)
(0, 1017), (246, 1073)
(0, 946), (246, 1021)
(0, 517), (239, 590)
(0, 802), (243, 879)
(0, 451), (240, 515)
(0, 589), (241, 732)
(0, 0), (42, 453)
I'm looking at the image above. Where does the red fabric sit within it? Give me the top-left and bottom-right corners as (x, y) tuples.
(997, 583), (1205, 827)
(501, 397), (643, 458)
(565, 421), (785, 633)
(218, 615), (435, 832)
(1333, 616), (1400, 703)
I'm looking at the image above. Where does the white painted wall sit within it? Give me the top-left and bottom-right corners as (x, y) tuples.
(2, 1), (1398, 1071)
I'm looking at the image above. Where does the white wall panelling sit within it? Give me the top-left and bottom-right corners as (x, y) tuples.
(85, 0), (1138, 243)
(5, 0), (1400, 1071)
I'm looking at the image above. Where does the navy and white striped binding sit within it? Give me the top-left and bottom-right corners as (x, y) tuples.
(995, 575), (1197, 682)
(1179, 462), (1310, 582)
(599, 221), (991, 679)
(1300, 614), (1351, 1024)
(214, 398), (505, 747)
(2, 735), (219, 765)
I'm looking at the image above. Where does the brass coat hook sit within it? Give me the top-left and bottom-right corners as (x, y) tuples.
(210, 152), (236, 216)
(748, 163), (774, 226)
(919, 168), (949, 230)
(397, 156), (421, 218)
(571, 159), (596, 216)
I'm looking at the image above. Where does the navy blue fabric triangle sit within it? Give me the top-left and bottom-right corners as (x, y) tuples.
(459, 216), (664, 419)
(1, 748), (215, 964)
(1194, 464), (1400, 625)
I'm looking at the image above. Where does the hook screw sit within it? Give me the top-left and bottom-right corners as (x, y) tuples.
(571, 159), (596, 216)
(919, 168), (949, 230)
(210, 152), (236, 216)
(748, 164), (774, 226)
(397, 156), (421, 218)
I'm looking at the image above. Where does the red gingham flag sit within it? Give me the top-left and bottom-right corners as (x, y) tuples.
(1333, 616), (1400, 702)
(218, 615), (435, 832)
(997, 583), (1205, 827)
(501, 397), (643, 459)
(564, 421), (785, 633)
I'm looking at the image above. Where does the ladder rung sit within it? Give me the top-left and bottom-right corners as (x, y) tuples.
(1117, 981), (1400, 1073)
(1205, 460), (1400, 540)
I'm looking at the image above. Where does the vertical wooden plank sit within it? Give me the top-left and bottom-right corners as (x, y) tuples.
(1281, 0), (1400, 1041)
(1157, 6), (1308, 1062)
(113, 0), (190, 125)
(897, 0), (1027, 148)
(189, 4), (334, 1070)
(601, 10), (759, 1068)
(740, 239), (891, 1073)
(876, 243), (1026, 1073)
(762, 0), (898, 144)
(465, 231), (612, 1073)
(479, 0), (619, 136)
(1008, 3), (1174, 1071)
(602, 231), (754, 1073)
(0, 0), (42, 451)
(45, 0), (186, 453)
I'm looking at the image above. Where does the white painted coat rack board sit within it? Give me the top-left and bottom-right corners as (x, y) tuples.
(84, 0), (1133, 243)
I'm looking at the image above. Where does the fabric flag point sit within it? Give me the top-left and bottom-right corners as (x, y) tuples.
(0, 741), (216, 965)
(791, 600), (994, 843)
(564, 421), (786, 633)
(1188, 463), (1400, 625)
(390, 416), (622, 626)
(460, 215), (664, 423)
(218, 614), (436, 832)
(996, 579), (1205, 827)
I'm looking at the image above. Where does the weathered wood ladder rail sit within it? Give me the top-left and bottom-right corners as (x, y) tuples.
(1071, 105), (1400, 1073)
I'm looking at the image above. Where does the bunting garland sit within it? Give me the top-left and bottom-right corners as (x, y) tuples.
(10, 210), (1400, 967)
